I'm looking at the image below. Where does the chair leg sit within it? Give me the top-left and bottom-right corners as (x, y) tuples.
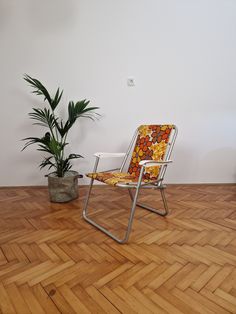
(82, 179), (141, 244)
(128, 186), (169, 216)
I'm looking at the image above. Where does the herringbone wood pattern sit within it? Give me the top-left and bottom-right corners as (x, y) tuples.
(0, 184), (236, 313)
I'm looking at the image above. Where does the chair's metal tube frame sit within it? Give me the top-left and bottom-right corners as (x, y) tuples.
(83, 125), (178, 243)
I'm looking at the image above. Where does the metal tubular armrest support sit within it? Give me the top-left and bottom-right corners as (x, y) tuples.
(91, 152), (127, 174)
(131, 160), (172, 215)
(139, 160), (172, 167)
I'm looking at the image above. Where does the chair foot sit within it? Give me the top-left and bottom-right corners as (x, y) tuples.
(83, 211), (129, 244)
(128, 187), (169, 216)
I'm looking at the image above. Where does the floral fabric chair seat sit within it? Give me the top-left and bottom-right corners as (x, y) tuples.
(86, 171), (157, 186)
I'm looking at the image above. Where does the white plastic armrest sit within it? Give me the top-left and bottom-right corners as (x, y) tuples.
(139, 160), (172, 167)
(94, 152), (126, 158)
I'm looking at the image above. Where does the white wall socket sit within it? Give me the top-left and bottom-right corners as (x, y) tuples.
(127, 77), (135, 86)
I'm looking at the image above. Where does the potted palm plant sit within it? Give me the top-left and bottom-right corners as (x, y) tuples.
(22, 75), (99, 202)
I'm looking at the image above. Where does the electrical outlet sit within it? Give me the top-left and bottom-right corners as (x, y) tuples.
(127, 77), (135, 87)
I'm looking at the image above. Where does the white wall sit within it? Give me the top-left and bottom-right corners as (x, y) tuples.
(0, 0), (236, 186)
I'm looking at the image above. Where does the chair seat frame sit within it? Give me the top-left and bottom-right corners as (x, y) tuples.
(83, 125), (178, 243)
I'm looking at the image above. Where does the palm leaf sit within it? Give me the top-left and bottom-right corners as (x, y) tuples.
(39, 157), (55, 170)
(24, 74), (52, 106)
(29, 108), (57, 129)
(51, 88), (63, 111)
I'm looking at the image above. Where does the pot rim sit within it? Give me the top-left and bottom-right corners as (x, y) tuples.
(47, 170), (79, 178)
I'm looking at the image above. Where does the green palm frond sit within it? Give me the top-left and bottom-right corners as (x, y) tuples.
(29, 108), (57, 129)
(39, 156), (55, 170)
(24, 75), (63, 111)
(22, 132), (51, 151)
(54, 100), (99, 138)
(69, 100), (99, 122)
(51, 87), (63, 111)
(24, 74), (52, 106)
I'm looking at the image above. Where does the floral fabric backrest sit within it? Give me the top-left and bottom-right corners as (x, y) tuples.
(128, 125), (174, 180)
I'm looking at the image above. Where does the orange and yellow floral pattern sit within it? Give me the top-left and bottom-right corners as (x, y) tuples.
(128, 125), (173, 180)
(86, 125), (173, 186)
(87, 172), (144, 186)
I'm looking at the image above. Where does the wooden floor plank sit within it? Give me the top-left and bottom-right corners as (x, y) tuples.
(0, 283), (17, 314)
(0, 184), (235, 313)
(4, 283), (31, 314)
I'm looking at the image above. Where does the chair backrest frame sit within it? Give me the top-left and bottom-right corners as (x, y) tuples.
(157, 125), (178, 184)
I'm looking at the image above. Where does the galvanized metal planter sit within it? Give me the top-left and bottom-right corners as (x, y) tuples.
(47, 171), (82, 203)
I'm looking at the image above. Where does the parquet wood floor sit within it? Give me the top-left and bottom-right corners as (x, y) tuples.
(0, 184), (236, 313)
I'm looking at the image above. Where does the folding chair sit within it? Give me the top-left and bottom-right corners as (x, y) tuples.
(83, 125), (178, 243)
